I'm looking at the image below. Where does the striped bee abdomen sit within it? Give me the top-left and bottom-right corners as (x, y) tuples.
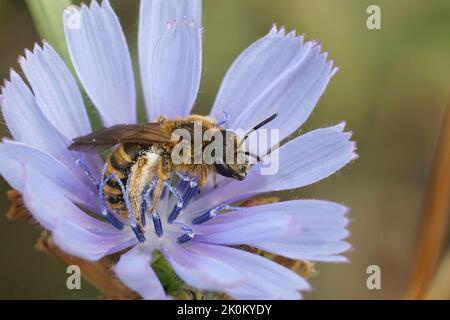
(103, 143), (149, 217)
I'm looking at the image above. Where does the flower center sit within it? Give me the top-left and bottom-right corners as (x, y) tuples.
(76, 160), (234, 246)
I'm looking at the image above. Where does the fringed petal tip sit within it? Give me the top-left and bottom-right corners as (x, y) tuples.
(148, 17), (202, 119)
(268, 24), (339, 73)
(330, 121), (358, 161)
(19, 40), (53, 64)
(269, 24), (328, 49)
(63, 0), (136, 126)
(17, 39), (92, 139)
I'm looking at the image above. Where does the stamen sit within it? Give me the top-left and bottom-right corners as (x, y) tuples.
(131, 224), (146, 243)
(152, 212), (163, 238)
(176, 224), (195, 244)
(167, 177), (199, 224)
(140, 199), (147, 227)
(101, 208), (124, 230)
(192, 204), (239, 225)
(182, 184), (199, 208)
(76, 159), (99, 186)
(164, 181), (184, 208)
(177, 232), (195, 244)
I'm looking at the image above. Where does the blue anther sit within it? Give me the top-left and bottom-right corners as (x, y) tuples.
(131, 224), (146, 243)
(141, 208), (147, 227)
(191, 210), (216, 225)
(167, 176), (199, 224)
(101, 208), (124, 230)
(177, 231), (195, 244)
(182, 185), (199, 208)
(168, 205), (183, 224)
(192, 204), (239, 225)
(152, 212), (163, 238)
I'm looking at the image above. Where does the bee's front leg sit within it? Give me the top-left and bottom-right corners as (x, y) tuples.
(212, 172), (218, 188)
(148, 156), (172, 214)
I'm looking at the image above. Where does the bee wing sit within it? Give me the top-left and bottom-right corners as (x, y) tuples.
(69, 123), (172, 154)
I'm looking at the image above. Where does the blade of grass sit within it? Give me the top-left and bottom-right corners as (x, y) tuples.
(406, 102), (450, 299)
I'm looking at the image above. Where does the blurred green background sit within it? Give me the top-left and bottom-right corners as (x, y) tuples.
(0, 0), (449, 299)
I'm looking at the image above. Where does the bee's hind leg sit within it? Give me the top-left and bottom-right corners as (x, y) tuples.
(142, 181), (164, 238)
(76, 160), (124, 230)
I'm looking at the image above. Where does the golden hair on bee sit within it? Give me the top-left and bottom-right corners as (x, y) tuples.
(69, 113), (278, 238)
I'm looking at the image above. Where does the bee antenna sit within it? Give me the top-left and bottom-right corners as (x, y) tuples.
(244, 151), (262, 163)
(238, 113), (278, 148)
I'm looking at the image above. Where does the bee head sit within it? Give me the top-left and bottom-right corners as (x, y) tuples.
(214, 113), (278, 181)
(214, 152), (249, 181)
(214, 130), (249, 181)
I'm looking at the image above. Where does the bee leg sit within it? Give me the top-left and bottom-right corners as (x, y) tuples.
(212, 172), (218, 189)
(148, 178), (166, 212)
(89, 164), (123, 230)
(141, 181), (157, 228)
(147, 156), (171, 214)
(110, 178), (144, 242)
(123, 176), (146, 243)
(199, 166), (209, 188)
(142, 181), (163, 238)
(76, 160), (124, 229)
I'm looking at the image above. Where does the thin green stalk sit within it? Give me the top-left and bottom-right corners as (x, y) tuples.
(25, 0), (72, 63)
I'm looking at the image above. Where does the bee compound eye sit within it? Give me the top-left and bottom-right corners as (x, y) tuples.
(214, 163), (234, 178)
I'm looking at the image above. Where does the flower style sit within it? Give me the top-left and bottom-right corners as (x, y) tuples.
(0, 0), (356, 299)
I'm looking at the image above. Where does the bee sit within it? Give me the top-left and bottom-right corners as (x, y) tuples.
(69, 113), (277, 237)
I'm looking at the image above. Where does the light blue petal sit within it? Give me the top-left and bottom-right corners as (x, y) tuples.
(0, 141), (97, 211)
(63, 0), (136, 126)
(139, 0), (201, 121)
(162, 242), (245, 291)
(114, 247), (167, 300)
(194, 200), (351, 262)
(0, 71), (78, 168)
(187, 124), (357, 215)
(148, 21), (202, 120)
(254, 241), (351, 263)
(53, 220), (136, 261)
(19, 42), (91, 139)
(185, 243), (310, 299)
(22, 167), (136, 260)
(210, 26), (337, 152)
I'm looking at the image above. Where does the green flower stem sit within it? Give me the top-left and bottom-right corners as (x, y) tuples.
(25, 0), (72, 64)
